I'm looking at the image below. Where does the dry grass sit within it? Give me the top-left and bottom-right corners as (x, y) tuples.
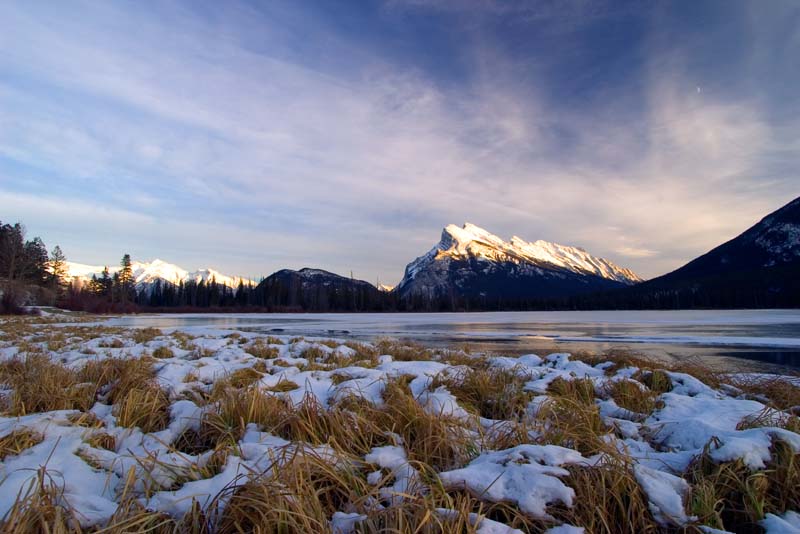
(640, 369), (673, 394)
(0, 354), (96, 415)
(378, 380), (476, 470)
(99, 338), (125, 349)
(114, 385), (171, 433)
(604, 379), (659, 417)
(86, 432), (117, 451)
(78, 356), (156, 404)
(727, 374), (800, 411)
(547, 377), (596, 405)
(375, 338), (434, 361)
(536, 378), (609, 455)
(244, 339), (280, 359)
(132, 327), (163, 344)
(431, 367), (532, 420)
(0, 467), (80, 533)
(0, 429), (43, 460)
(152, 346), (175, 359)
(265, 378), (299, 392)
(557, 456), (659, 534)
(3, 329), (800, 534)
(686, 438), (800, 532)
(215, 447), (369, 534)
(67, 411), (103, 428)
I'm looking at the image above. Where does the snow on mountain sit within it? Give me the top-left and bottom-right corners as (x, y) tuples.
(404, 223), (640, 284)
(65, 259), (253, 290)
(397, 223), (641, 299)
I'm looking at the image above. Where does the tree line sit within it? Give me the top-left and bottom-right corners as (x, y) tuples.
(0, 221), (67, 314)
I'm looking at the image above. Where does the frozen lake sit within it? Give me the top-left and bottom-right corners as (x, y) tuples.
(107, 310), (800, 371)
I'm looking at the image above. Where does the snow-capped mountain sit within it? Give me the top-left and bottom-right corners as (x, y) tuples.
(396, 223), (641, 300)
(65, 259), (253, 291)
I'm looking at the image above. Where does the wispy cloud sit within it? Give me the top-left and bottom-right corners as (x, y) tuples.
(0, 1), (797, 282)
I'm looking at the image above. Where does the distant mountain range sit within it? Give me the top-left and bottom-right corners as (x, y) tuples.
(66, 259), (254, 292)
(65, 195), (800, 309)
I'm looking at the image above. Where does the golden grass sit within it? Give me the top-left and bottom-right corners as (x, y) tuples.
(113, 385), (171, 433)
(67, 411), (104, 428)
(132, 327), (163, 344)
(215, 447), (369, 534)
(152, 346), (175, 359)
(85, 432), (116, 451)
(0, 429), (43, 460)
(375, 338), (434, 361)
(685, 437), (800, 532)
(78, 356), (156, 404)
(244, 339), (280, 359)
(640, 369), (673, 394)
(557, 456), (659, 534)
(604, 379), (659, 417)
(0, 354), (96, 415)
(547, 377), (596, 405)
(431, 367), (532, 420)
(378, 380), (476, 470)
(727, 374), (800, 411)
(0, 467), (80, 534)
(3, 329), (800, 534)
(265, 378), (299, 392)
(98, 338), (125, 349)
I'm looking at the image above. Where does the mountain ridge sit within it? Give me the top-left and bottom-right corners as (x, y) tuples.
(396, 223), (641, 302)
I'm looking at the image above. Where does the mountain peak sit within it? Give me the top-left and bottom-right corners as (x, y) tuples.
(397, 222), (641, 299)
(434, 223), (641, 284)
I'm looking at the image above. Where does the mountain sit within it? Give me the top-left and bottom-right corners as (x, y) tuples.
(395, 223), (641, 304)
(65, 259), (253, 292)
(254, 268), (385, 311)
(600, 196), (800, 308)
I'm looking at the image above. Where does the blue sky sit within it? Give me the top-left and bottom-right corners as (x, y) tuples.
(1, 0), (798, 283)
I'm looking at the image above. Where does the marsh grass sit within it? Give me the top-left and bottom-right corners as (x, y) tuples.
(78, 356), (156, 404)
(604, 379), (660, 417)
(152, 346), (175, 359)
(0, 429), (43, 460)
(114, 385), (171, 433)
(3, 328), (800, 534)
(0, 466), (80, 534)
(132, 327), (163, 344)
(686, 437), (800, 532)
(728, 374), (800, 411)
(0, 354), (96, 415)
(375, 338), (434, 361)
(214, 447), (369, 534)
(431, 367), (533, 420)
(557, 456), (659, 534)
(244, 339), (279, 359)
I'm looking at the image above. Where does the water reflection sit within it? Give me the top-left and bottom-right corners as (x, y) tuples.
(106, 310), (800, 371)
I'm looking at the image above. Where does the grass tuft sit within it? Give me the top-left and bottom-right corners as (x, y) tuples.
(0, 429), (43, 460)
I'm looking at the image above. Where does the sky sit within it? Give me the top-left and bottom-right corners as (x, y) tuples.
(1, 0), (798, 284)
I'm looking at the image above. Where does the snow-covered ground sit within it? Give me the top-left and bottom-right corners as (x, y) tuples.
(0, 315), (799, 532)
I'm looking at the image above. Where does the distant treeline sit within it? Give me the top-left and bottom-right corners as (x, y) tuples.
(2, 218), (797, 314)
(66, 274), (396, 313)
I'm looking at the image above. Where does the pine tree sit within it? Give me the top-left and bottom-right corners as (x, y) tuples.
(49, 245), (67, 296)
(99, 267), (112, 298)
(119, 254), (133, 302)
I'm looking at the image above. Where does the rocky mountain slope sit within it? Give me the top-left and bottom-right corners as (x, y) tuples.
(395, 223), (641, 301)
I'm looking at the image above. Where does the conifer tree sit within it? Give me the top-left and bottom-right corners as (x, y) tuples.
(48, 245), (67, 296)
(119, 254), (133, 302)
